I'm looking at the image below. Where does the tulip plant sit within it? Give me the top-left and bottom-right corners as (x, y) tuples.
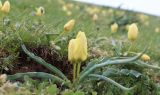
(6, 30), (160, 92)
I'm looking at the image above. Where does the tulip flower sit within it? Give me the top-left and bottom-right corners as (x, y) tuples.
(64, 19), (75, 32)
(155, 27), (159, 33)
(68, 39), (76, 62)
(0, 1), (2, 9)
(68, 31), (87, 62)
(1, 1), (10, 13)
(35, 7), (45, 16)
(111, 23), (118, 33)
(62, 5), (67, 12)
(74, 31), (87, 78)
(141, 54), (150, 61)
(68, 31), (88, 81)
(68, 39), (77, 81)
(92, 14), (98, 22)
(74, 31), (87, 62)
(128, 23), (138, 41)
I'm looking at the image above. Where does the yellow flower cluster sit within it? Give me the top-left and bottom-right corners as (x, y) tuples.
(68, 31), (87, 63)
(86, 7), (100, 15)
(0, 1), (10, 13)
(59, 0), (75, 16)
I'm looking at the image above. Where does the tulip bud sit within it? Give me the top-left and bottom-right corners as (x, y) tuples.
(128, 23), (138, 41)
(155, 27), (159, 33)
(141, 54), (150, 61)
(111, 23), (118, 33)
(64, 19), (75, 32)
(62, 5), (67, 12)
(92, 14), (98, 21)
(35, 7), (45, 16)
(74, 31), (87, 62)
(1, 1), (10, 13)
(68, 39), (76, 63)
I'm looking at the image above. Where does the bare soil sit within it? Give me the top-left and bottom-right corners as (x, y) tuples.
(9, 45), (73, 80)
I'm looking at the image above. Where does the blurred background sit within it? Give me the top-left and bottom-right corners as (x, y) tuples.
(76, 0), (160, 16)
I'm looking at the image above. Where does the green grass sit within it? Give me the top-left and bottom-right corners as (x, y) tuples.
(0, 0), (160, 95)
(8, 0), (160, 61)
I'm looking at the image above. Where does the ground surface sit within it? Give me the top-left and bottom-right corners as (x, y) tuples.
(0, 0), (160, 95)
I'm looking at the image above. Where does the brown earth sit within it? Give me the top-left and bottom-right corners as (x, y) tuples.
(8, 45), (73, 80)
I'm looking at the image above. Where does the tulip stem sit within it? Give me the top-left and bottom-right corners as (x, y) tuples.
(73, 63), (77, 82)
(54, 31), (65, 43)
(127, 42), (134, 54)
(77, 62), (81, 78)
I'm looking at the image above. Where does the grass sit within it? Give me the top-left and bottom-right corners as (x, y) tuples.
(0, 0), (160, 95)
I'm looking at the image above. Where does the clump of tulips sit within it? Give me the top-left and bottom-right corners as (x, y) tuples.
(6, 20), (160, 92)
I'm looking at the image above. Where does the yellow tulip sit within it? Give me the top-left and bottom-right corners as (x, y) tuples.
(68, 31), (88, 81)
(1, 1), (10, 13)
(141, 54), (150, 61)
(35, 7), (45, 16)
(62, 5), (67, 12)
(155, 27), (160, 33)
(68, 32), (88, 62)
(64, 19), (75, 32)
(128, 23), (138, 41)
(0, 1), (2, 9)
(68, 39), (76, 63)
(74, 31), (87, 62)
(111, 23), (118, 33)
(92, 14), (98, 21)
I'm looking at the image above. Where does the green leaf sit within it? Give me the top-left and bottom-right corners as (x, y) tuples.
(102, 68), (118, 77)
(21, 44), (68, 80)
(129, 70), (142, 78)
(80, 59), (97, 76)
(120, 69), (130, 75)
(89, 74), (135, 91)
(102, 68), (142, 78)
(79, 50), (145, 82)
(7, 72), (70, 87)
